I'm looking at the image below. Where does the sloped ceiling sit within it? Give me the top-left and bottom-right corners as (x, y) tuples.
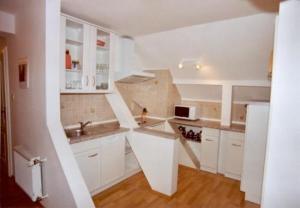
(61, 0), (279, 36)
(134, 13), (276, 80)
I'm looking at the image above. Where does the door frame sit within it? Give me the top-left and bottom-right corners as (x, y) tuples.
(2, 47), (13, 176)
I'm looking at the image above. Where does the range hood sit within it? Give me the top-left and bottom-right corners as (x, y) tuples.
(116, 71), (155, 84)
(114, 37), (155, 84)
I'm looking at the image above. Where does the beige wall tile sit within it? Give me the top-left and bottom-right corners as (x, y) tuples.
(232, 103), (247, 122)
(60, 94), (116, 126)
(116, 70), (181, 118)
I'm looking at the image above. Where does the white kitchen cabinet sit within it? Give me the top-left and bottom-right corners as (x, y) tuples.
(241, 103), (269, 204)
(223, 131), (244, 180)
(200, 128), (220, 173)
(72, 132), (127, 194)
(75, 148), (101, 192)
(60, 14), (115, 93)
(100, 134), (125, 186)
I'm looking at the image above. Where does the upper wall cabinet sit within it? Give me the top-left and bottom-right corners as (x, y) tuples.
(60, 15), (117, 93)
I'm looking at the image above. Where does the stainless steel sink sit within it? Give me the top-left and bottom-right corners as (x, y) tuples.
(65, 128), (88, 138)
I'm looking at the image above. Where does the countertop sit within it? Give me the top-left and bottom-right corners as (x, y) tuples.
(134, 117), (179, 140)
(135, 117), (165, 127)
(66, 121), (130, 144)
(134, 127), (179, 140)
(168, 118), (245, 133)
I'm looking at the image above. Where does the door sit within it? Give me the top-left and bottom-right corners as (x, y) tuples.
(201, 136), (219, 172)
(0, 50), (7, 167)
(60, 16), (90, 92)
(101, 134), (125, 185)
(75, 148), (101, 192)
(89, 26), (111, 92)
(224, 137), (244, 178)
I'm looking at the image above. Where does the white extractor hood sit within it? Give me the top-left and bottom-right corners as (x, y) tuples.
(114, 37), (155, 84)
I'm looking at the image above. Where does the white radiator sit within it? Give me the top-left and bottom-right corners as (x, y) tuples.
(13, 145), (47, 201)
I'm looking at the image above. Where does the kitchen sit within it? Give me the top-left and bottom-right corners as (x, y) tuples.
(1, 0), (299, 208)
(59, 9), (272, 207)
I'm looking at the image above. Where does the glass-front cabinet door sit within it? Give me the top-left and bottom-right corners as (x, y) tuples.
(89, 27), (111, 92)
(60, 16), (89, 93)
(60, 15), (113, 93)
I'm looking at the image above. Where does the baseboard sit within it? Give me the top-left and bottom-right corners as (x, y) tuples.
(200, 166), (217, 174)
(245, 192), (261, 204)
(224, 172), (241, 181)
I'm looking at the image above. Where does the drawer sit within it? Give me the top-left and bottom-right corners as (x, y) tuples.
(228, 137), (244, 147)
(222, 130), (245, 141)
(202, 128), (220, 138)
(71, 138), (100, 154)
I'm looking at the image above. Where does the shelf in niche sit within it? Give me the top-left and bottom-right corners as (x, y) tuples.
(96, 45), (109, 51)
(65, 69), (82, 73)
(66, 38), (83, 46)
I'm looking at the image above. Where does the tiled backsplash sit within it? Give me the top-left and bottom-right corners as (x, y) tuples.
(60, 94), (116, 126)
(116, 70), (181, 118)
(60, 69), (246, 126)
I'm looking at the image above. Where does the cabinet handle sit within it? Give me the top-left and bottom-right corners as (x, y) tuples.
(88, 153), (98, 158)
(205, 138), (214, 142)
(86, 76), (89, 86)
(93, 76), (96, 87)
(232, 143), (241, 147)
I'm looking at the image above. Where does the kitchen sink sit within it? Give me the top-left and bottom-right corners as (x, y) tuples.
(65, 128), (88, 138)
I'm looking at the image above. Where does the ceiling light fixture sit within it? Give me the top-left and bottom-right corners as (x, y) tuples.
(178, 63), (184, 69)
(178, 58), (202, 70)
(196, 64), (202, 70)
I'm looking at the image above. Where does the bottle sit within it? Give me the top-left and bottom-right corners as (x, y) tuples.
(66, 50), (72, 69)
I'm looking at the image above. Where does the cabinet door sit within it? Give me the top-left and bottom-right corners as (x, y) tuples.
(101, 134), (125, 185)
(75, 148), (101, 192)
(201, 136), (219, 173)
(89, 26), (112, 92)
(224, 136), (244, 179)
(60, 16), (90, 92)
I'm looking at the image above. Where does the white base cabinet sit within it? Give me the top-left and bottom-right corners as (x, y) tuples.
(101, 134), (125, 186)
(71, 132), (140, 195)
(223, 131), (244, 180)
(200, 128), (220, 173)
(75, 148), (101, 192)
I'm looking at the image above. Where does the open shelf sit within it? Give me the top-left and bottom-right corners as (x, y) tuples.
(65, 69), (82, 73)
(66, 38), (83, 46)
(97, 45), (109, 51)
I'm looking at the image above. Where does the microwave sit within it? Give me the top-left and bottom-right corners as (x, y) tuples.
(174, 105), (199, 120)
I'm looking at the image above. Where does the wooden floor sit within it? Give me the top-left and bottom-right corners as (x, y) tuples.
(93, 166), (260, 208)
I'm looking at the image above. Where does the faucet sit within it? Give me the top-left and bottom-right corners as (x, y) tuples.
(79, 121), (92, 131)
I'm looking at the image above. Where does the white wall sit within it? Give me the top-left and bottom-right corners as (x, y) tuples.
(0, 11), (15, 34)
(135, 13), (275, 81)
(261, 1), (300, 208)
(134, 13), (275, 101)
(5, 0), (93, 207)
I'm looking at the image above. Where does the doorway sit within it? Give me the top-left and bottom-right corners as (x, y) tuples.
(0, 45), (12, 177)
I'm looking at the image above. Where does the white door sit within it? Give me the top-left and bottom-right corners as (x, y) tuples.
(101, 134), (125, 185)
(75, 148), (101, 192)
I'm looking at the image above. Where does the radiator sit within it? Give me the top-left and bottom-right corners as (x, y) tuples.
(13, 145), (47, 201)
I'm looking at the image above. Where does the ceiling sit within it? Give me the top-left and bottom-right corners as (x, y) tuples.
(61, 0), (279, 37)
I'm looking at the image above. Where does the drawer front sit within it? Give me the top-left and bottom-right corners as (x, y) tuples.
(202, 128), (220, 138)
(71, 139), (100, 154)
